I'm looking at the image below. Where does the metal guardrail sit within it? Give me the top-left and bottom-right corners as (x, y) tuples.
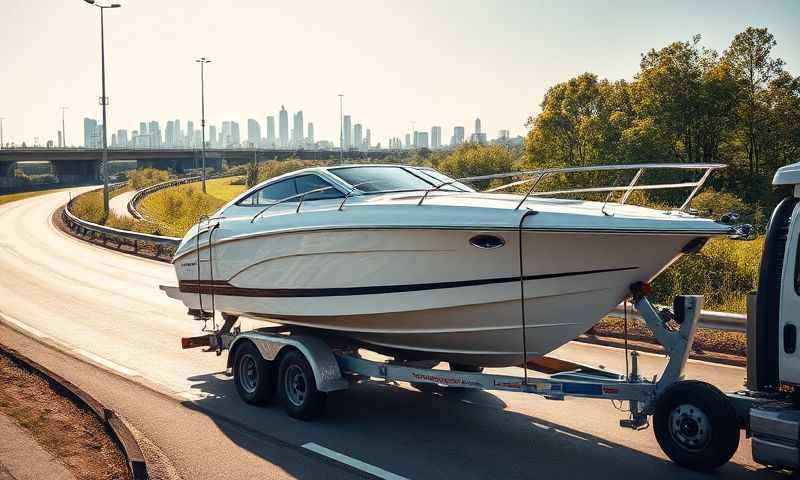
(63, 186), (180, 256)
(127, 172), (242, 220)
(127, 176), (201, 219)
(608, 303), (746, 333)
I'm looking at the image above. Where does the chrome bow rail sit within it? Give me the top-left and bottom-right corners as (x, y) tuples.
(418, 163), (726, 211)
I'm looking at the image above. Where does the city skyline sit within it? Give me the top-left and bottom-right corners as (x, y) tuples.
(2, 1), (799, 148)
(77, 111), (515, 151)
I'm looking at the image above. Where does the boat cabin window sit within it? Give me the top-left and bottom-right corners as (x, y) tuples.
(329, 166), (435, 193)
(238, 175), (342, 206)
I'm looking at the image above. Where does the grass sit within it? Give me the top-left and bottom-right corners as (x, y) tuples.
(206, 176), (246, 202)
(139, 183), (228, 237)
(0, 187), (72, 207)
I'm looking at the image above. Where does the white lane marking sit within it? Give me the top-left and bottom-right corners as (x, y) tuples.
(567, 340), (745, 370)
(0, 312), (51, 338)
(302, 443), (409, 480)
(71, 348), (139, 377)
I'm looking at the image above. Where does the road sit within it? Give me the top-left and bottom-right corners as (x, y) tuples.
(109, 189), (136, 219)
(0, 188), (781, 479)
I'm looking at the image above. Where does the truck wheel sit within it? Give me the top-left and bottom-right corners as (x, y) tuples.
(233, 342), (274, 405)
(449, 362), (483, 373)
(278, 350), (327, 420)
(653, 380), (739, 471)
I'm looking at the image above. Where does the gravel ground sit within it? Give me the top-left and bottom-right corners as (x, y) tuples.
(0, 353), (129, 480)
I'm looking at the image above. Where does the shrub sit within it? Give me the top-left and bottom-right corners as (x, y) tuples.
(652, 237), (763, 313)
(128, 168), (170, 190)
(139, 184), (227, 237)
(691, 189), (752, 218)
(69, 190), (107, 224)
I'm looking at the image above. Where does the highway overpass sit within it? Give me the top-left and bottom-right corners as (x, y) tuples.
(0, 147), (398, 189)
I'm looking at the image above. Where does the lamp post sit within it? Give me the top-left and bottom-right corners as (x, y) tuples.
(338, 94), (344, 164)
(60, 107), (69, 148)
(195, 57), (211, 193)
(83, 0), (120, 213)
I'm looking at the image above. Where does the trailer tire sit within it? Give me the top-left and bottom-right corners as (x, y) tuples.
(653, 380), (739, 471)
(233, 342), (274, 405)
(278, 350), (327, 420)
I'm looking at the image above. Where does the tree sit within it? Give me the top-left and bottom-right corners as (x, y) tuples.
(722, 27), (785, 178)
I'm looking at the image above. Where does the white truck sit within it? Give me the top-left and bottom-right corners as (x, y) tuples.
(176, 161), (800, 472)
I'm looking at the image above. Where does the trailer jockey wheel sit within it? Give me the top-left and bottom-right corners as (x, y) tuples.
(233, 341), (274, 405)
(653, 380), (739, 471)
(278, 350), (327, 420)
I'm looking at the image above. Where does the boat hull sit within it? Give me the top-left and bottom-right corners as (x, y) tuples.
(173, 227), (695, 366)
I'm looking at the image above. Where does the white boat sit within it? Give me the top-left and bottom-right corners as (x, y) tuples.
(164, 163), (738, 367)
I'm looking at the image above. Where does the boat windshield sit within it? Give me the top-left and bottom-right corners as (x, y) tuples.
(330, 166), (434, 193)
(330, 166), (472, 193)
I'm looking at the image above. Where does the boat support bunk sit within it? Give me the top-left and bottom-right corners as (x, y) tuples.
(168, 282), (743, 471)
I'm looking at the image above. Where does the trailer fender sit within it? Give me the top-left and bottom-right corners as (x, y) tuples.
(228, 332), (349, 392)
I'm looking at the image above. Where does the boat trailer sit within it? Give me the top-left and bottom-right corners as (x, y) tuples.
(176, 284), (742, 471)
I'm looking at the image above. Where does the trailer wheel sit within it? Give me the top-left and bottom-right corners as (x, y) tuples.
(233, 342), (274, 405)
(278, 350), (327, 420)
(653, 380), (739, 471)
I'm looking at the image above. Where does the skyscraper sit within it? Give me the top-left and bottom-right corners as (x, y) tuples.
(307, 122), (314, 145)
(110, 133), (116, 147)
(149, 121), (161, 147)
(165, 121), (175, 146)
(365, 129), (371, 149)
(247, 119), (261, 147)
(452, 126), (465, 146)
(266, 116), (275, 147)
(209, 125), (217, 148)
(83, 118), (98, 147)
(292, 111), (304, 147)
(186, 120), (194, 147)
(231, 121), (241, 146)
(404, 133), (411, 148)
(174, 120), (181, 146)
(353, 123), (363, 150)
(343, 115), (352, 150)
(279, 106), (289, 148)
(417, 131), (429, 148)
(221, 121), (231, 147)
(117, 129), (128, 147)
(431, 126), (442, 149)
(469, 118), (487, 144)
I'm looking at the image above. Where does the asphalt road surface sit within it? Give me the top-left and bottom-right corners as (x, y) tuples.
(0, 188), (785, 479)
(109, 189), (136, 218)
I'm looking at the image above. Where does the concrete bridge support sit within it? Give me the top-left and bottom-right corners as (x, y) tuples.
(51, 160), (100, 184)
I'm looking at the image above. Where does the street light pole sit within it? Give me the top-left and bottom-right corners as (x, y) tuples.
(196, 57), (211, 193)
(338, 94), (343, 164)
(84, 0), (121, 213)
(60, 107), (69, 148)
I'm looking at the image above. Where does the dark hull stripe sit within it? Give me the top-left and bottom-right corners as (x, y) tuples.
(178, 266), (638, 298)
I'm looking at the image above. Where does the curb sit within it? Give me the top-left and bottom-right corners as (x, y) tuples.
(575, 334), (746, 367)
(0, 344), (149, 480)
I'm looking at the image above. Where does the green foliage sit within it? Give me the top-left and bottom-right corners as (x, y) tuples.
(69, 190), (107, 224)
(690, 189), (751, 218)
(522, 28), (799, 228)
(246, 160), (259, 187)
(652, 237), (762, 313)
(255, 159), (321, 183)
(437, 143), (516, 179)
(139, 184), (227, 237)
(128, 168), (170, 190)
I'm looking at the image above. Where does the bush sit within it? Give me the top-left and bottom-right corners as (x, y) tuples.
(230, 176), (247, 185)
(139, 184), (227, 237)
(128, 168), (170, 190)
(69, 190), (107, 224)
(652, 237), (762, 313)
(691, 189), (751, 218)
(256, 159), (320, 183)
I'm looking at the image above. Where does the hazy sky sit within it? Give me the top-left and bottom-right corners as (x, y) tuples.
(2, 0), (799, 147)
